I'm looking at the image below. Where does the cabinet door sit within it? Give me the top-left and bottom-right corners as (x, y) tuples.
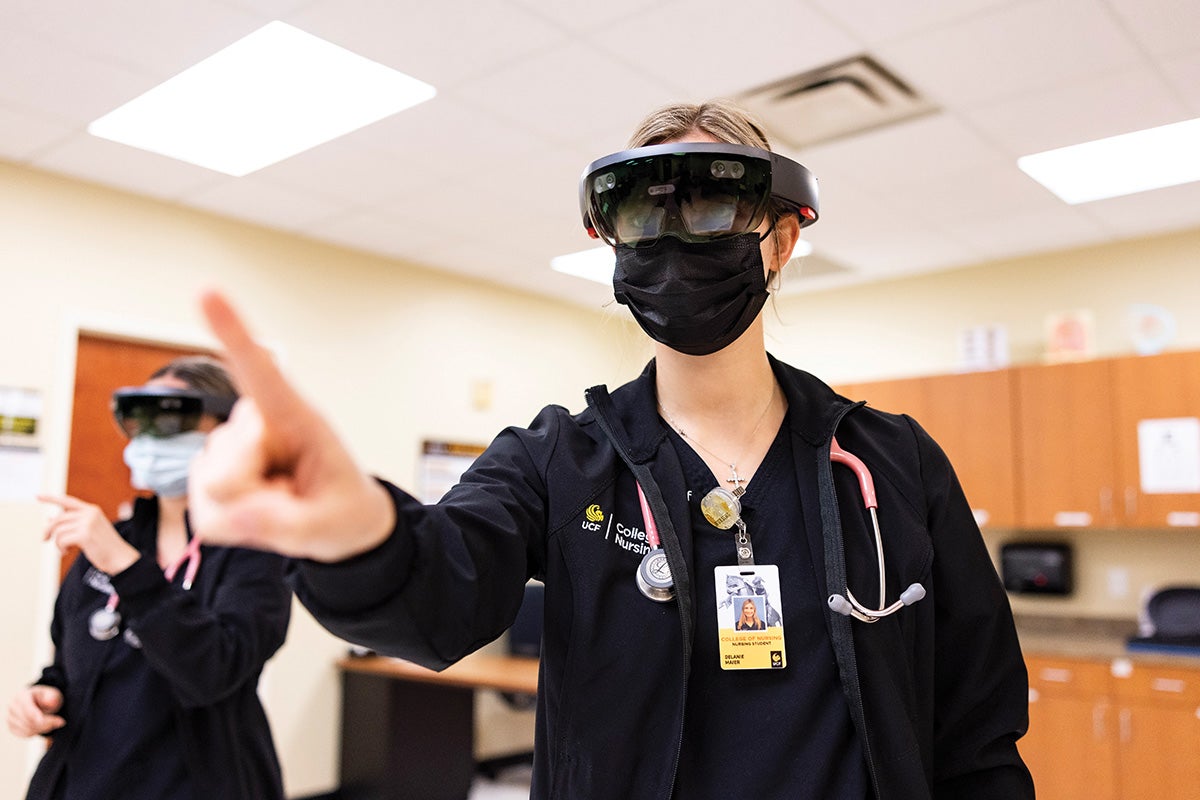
(1112, 663), (1200, 800)
(1014, 360), (1120, 528)
(1111, 351), (1200, 529)
(921, 370), (1019, 529)
(834, 376), (926, 418)
(1022, 656), (1117, 800)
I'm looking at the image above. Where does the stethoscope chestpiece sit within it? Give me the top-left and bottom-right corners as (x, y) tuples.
(89, 606), (122, 641)
(636, 547), (675, 602)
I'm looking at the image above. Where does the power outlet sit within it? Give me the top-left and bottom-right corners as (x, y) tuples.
(1107, 567), (1130, 598)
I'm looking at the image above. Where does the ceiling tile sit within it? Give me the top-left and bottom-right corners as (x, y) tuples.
(1079, 180), (1200, 238)
(948, 204), (1113, 260)
(962, 63), (1190, 156)
(796, 112), (1009, 195)
(31, 133), (221, 200)
(454, 41), (682, 152)
(1160, 50), (1200, 114)
(1104, 0), (1200, 58)
(307, 207), (463, 264)
(0, 29), (155, 124)
(583, 0), (862, 99)
(289, 0), (569, 90)
(876, 0), (1144, 108)
(506, 0), (680, 32)
(0, 105), (76, 162)
(183, 176), (350, 234)
(810, 0), (1013, 45)
(12, 0), (262, 79)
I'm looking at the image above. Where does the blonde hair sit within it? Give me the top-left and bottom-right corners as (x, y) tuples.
(625, 99), (773, 151)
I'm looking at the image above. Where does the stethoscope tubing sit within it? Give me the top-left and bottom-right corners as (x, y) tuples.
(827, 436), (926, 622)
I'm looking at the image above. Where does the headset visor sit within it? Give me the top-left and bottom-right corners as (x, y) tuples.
(581, 142), (818, 248)
(111, 387), (234, 439)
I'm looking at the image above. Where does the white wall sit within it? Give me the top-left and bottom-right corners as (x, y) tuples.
(0, 161), (648, 798)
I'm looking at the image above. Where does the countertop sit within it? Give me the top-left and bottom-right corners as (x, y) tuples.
(1014, 614), (1200, 666)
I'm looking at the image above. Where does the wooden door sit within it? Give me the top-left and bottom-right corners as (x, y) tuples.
(1021, 656), (1117, 800)
(920, 370), (1020, 529)
(63, 333), (211, 579)
(1111, 351), (1200, 529)
(1013, 360), (1120, 528)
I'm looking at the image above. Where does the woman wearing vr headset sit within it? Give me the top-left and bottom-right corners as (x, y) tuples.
(8, 356), (291, 800)
(188, 101), (1032, 799)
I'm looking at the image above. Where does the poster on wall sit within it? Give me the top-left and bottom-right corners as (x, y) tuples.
(1137, 417), (1200, 494)
(417, 440), (487, 504)
(0, 386), (44, 502)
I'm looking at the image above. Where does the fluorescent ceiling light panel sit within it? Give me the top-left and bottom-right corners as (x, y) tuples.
(1018, 117), (1200, 204)
(551, 246), (614, 285)
(88, 21), (436, 176)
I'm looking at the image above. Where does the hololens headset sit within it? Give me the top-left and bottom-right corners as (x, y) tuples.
(579, 142), (819, 248)
(111, 386), (235, 439)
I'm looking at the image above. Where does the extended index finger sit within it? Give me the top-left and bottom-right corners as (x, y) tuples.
(36, 494), (84, 511)
(200, 290), (305, 422)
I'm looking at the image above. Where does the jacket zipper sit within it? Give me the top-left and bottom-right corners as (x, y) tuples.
(584, 387), (693, 800)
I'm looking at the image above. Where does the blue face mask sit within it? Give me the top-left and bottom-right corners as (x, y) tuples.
(123, 431), (207, 498)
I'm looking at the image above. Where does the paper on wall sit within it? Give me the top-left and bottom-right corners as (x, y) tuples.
(1137, 417), (1200, 494)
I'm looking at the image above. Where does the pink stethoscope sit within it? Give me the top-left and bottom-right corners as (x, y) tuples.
(88, 536), (202, 642)
(826, 436), (926, 623)
(632, 436), (926, 622)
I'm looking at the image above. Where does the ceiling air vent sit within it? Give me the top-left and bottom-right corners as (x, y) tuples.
(739, 56), (937, 150)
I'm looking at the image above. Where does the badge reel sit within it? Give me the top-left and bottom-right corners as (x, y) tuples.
(701, 486), (754, 565)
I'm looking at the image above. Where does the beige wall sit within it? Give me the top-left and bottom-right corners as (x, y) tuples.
(3, 156), (1199, 795)
(0, 161), (648, 797)
(766, 227), (1200, 623)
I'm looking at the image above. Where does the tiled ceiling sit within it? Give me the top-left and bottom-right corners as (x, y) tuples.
(2, 0), (1198, 309)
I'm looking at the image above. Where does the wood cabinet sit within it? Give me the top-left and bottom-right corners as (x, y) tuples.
(1112, 351), (1200, 529)
(1022, 655), (1118, 800)
(839, 349), (1200, 530)
(836, 370), (1019, 528)
(1022, 654), (1200, 800)
(1111, 661), (1200, 799)
(1013, 359), (1121, 528)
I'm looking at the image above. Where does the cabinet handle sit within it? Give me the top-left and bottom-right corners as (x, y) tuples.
(1039, 667), (1073, 683)
(1125, 487), (1137, 518)
(1151, 677), (1186, 694)
(1093, 703), (1108, 740)
(1119, 708), (1132, 744)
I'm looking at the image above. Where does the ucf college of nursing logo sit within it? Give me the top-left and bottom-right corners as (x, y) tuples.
(581, 502), (651, 556)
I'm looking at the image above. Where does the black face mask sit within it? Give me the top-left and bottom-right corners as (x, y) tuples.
(613, 233), (769, 356)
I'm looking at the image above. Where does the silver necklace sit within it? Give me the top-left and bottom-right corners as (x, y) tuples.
(659, 383), (778, 490)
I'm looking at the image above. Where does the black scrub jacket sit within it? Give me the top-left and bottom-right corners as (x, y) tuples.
(294, 356), (1035, 800)
(26, 497), (291, 800)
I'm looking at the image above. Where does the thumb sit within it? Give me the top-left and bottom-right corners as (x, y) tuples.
(31, 685), (63, 713)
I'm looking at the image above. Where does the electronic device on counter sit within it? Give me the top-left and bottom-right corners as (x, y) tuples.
(1000, 542), (1073, 595)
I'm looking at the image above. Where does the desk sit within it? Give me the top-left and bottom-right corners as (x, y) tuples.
(337, 652), (539, 800)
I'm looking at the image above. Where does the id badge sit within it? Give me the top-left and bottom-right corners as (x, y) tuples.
(714, 564), (786, 670)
